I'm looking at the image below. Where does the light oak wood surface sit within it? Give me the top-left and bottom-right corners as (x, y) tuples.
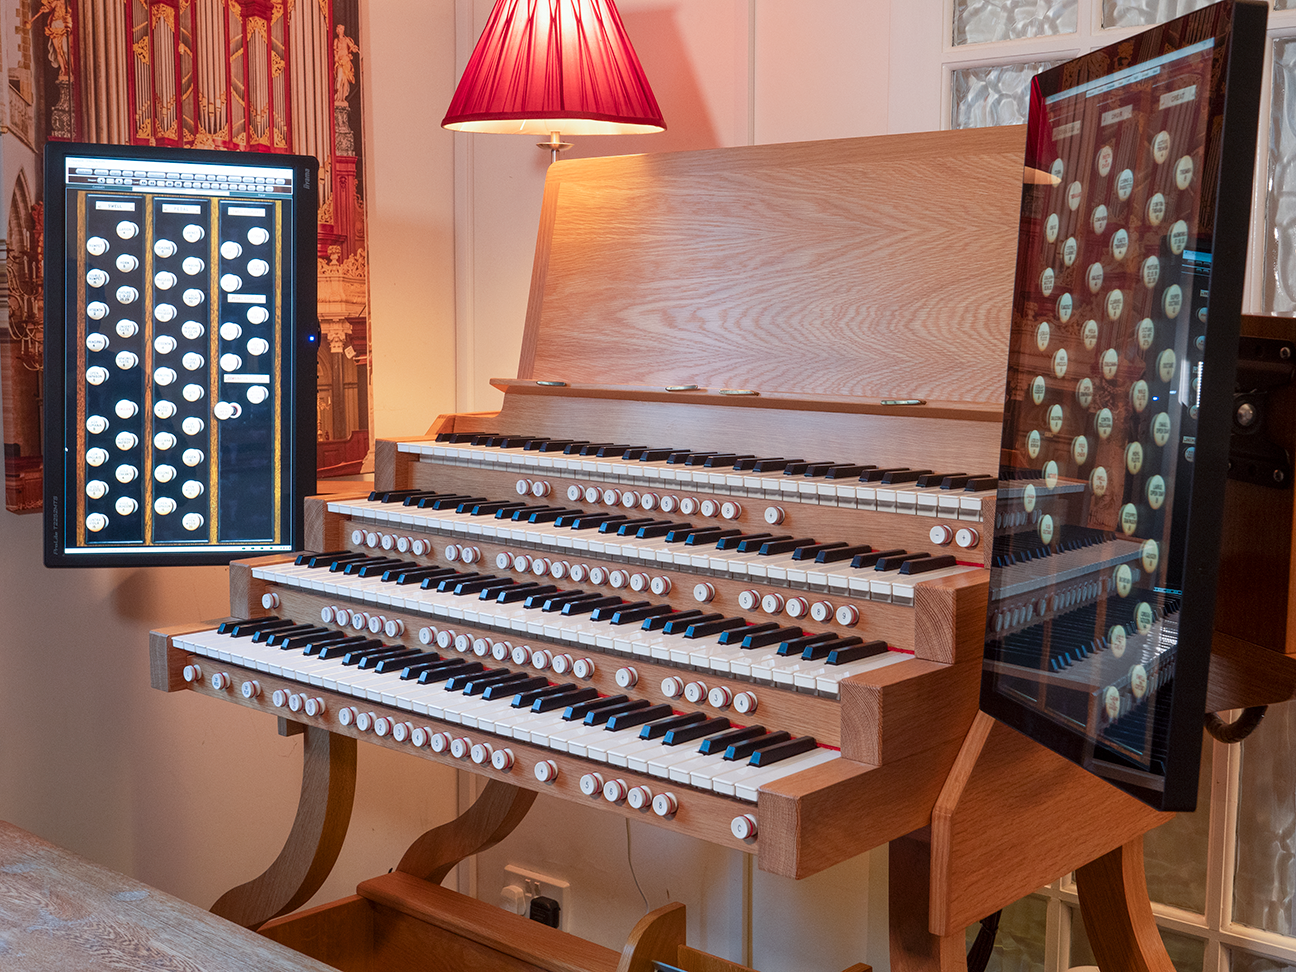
(397, 779), (536, 884)
(1074, 840), (1176, 972)
(0, 820), (335, 971)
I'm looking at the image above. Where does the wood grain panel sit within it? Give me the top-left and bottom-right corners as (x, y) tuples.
(150, 621), (219, 691)
(1074, 840), (1176, 972)
(522, 129), (1025, 407)
(258, 895), (373, 972)
(839, 658), (981, 766)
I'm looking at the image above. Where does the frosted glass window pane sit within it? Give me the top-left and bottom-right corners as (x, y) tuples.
(965, 894), (1047, 972)
(953, 0), (1077, 45)
(1279, 0), (1296, 9)
(951, 61), (1062, 129)
(1142, 731), (1212, 913)
(1235, 700), (1296, 934)
(1232, 953), (1296, 972)
(1265, 39), (1296, 313)
(1102, 0), (1216, 28)
(1072, 912), (1204, 972)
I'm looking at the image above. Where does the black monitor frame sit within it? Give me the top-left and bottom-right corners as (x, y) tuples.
(980, 0), (1268, 811)
(43, 142), (319, 567)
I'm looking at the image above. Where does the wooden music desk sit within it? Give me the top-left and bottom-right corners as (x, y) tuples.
(0, 820), (334, 972)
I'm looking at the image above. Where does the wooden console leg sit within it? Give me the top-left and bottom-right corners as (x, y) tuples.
(617, 902), (687, 972)
(1074, 838), (1174, 972)
(396, 779), (537, 884)
(211, 726), (358, 929)
(890, 834), (968, 972)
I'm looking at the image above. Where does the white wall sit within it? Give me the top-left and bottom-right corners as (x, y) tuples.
(0, 2), (908, 970)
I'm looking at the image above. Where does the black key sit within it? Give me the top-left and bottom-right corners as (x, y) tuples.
(859, 467), (909, 483)
(401, 491), (451, 506)
(793, 541), (848, 561)
(343, 557), (403, 575)
(479, 672), (542, 699)
(584, 698), (651, 726)
(618, 518), (664, 536)
(759, 537), (815, 556)
(478, 579), (522, 599)
(399, 658), (456, 679)
(495, 435), (534, 448)
(429, 495), (487, 510)
(377, 651), (437, 673)
(395, 567), (457, 585)
(357, 648), (420, 670)
(371, 488), (423, 503)
(817, 544), (872, 564)
(702, 453), (755, 468)
(880, 468), (933, 485)
(521, 437), (553, 451)
(418, 661), (485, 684)
(801, 636), (863, 661)
(604, 517), (653, 534)
(717, 621), (781, 645)
(512, 683), (575, 708)
(644, 610), (698, 631)
(562, 595), (623, 616)
(753, 458), (801, 472)
(591, 600), (650, 622)
(783, 460), (826, 476)
(538, 439), (583, 453)
(453, 575), (509, 595)
(357, 559), (412, 578)
(636, 521), (686, 538)
(528, 508), (580, 524)
(725, 731), (791, 761)
(543, 592), (604, 613)
(665, 526), (710, 543)
(683, 452), (722, 466)
(689, 529), (743, 546)
(636, 448), (676, 462)
(500, 583), (559, 604)
(318, 638), (381, 660)
(749, 736), (819, 766)
(564, 694), (629, 721)
(599, 444), (642, 457)
(827, 640), (889, 664)
(466, 500), (525, 516)
(699, 724), (767, 756)
(254, 623), (317, 644)
(508, 505), (562, 521)
(563, 513), (622, 530)
(385, 565), (445, 583)
(900, 555), (959, 574)
(284, 629), (352, 650)
(685, 616), (748, 639)
(640, 711), (708, 739)
(742, 626), (803, 649)
(917, 472), (964, 488)
(447, 667), (512, 693)
(342, 645), (405, 667)
(303, 634), (367, 656)
(606, 703), (674, 731)
(826, 464), (875, 480)
(965, 476), (998, 491)
(524, 588), (577, 609)
(875, 552), (929, 572)
(663, 612), (719, 635)
(716, 532), (771, 551)
(436, 431), (470, 442)
(610, 603), (674, 625)
(852, 548), (906, 569)
(668, 450), (711, 465)
(296, 549), (345, 565)
(435, 572), (486, 592)
(308, 551), (368, 568)
(570, 441), (614, 455)
(663, 717), (732, 746)
(263, 625), (329, 646)
(535, 686), (599, 712)
(737, 533), (785, 553)
(225, 617), (292, 637)
(778, 633), (834, 656)
(938, 474), (971, 489)
(414, 493), (467, 509)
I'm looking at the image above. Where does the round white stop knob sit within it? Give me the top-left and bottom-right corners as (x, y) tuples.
(364, 531), (378, 548)
(652, 793), (679, 818)
(210, 672), (230, 691)
(573, 658), (596, 679)
(640, 493), (659, 510)
(288, 694), (305, 713)
(737, 589), (760, 611)
(693, 582), (715, 603)
(627, 785), (653, 810)
(734, 691), (758, 714)
(551, 561), (570, 579)
(470, 741), (493, 764)
(461, 546), (480, 564)
(418, 626), (437, 645)
(955, 528), (980, 549)
(835, 605), (860, 627)
(761, 593), (785, 614)
(334, 608), (352, 627)
(679, 497), (699, 515)
(380, 533), (395, 550)
(411, 726), (432, 747)
(513, 554), (533, 572)
(720, 501), (742, 520)
(511, 644), (531, 666)
(496, 552), (513, 570)
(491, 748), (515, 771)
(351, 612), (370, 631)
(429, 731), (453, 753)
(531, 481), (551, 498)
(603, 778), (629, 803)
(786, 597), (810, 619)
(412, 538), (432, 556)
(588, 566), (608, 585)
(616, 667), (639, 688)
(183, 663), (203, 683)
(444, 544), (461, 562)
(392, 721), (413, 743)
(272, 689), (291, 708)
(609, 569), (628, 589)
(241, 680), (261, 699)
(373, 716), (392, 737)
(368, 615), (385, 634)
(321, 606), (336, 624)
(579, 772), (605, 796)
(338, 706), (358, 726)
(531, 648), (553, 669)
(355, 711), (375, 732)
(708, 686), (732, 709)
(602, 488), (621, 505)
(661, 676), (685, 698)
(535, 759), (559, 783)
(629, 572), (650, 592)
(304, 697), (326, 717)
(621, 491), (640, 508)
(569, 563), (588, 582)
(930, 525), (954, 545)
(262, 592), (280, 609)
(684, 681), (708, 704)
(396, 536), (412, 553)
(449, 736), (472, 759)
(700, 499), (718, 517)
(351, 529), (364, 545)
(385, 619), (405, 638)
(764, 506), (785, 525)
(659, 495), (678, 513)
(810, 600), (834, 623)
(516, 479), (532, 495)
(551, 653), (574, 675)
(650, 576), (672, 596)
(732, 814), (758, 840)
(473, 637), (493, 658)
(436, 629), (455, 649)
(532, 559), (551, 576)
(567, 484), (584, 502)
(492, 641), (511, 661)
(583, 486), (601, 504)
(454, 633), (473, 653)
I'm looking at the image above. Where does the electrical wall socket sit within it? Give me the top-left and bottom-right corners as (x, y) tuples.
(501, 863), (570, 931)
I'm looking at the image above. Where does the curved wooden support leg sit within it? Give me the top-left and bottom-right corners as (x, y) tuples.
(889, 835), (968, 972)
(1075, 838), (1174, 972)
(396, 779), (537, 885)
(211, 725), (357, 930)
(617, 901), (687, 972)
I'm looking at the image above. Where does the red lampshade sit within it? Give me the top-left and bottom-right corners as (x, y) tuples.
(442, 0), (666, 137)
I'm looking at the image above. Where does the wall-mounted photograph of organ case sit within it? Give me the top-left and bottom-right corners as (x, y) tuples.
(980, 0), (1267, 811)
(42, 142), (318, 567)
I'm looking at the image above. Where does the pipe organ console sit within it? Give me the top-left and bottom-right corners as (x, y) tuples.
(150, 125), (1191, 970)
